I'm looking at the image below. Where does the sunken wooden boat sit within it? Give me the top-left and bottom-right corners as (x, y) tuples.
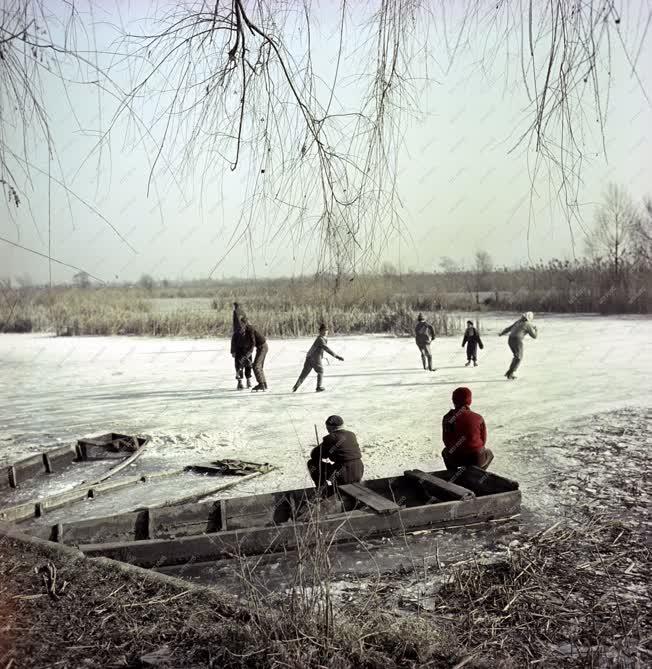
(36, 466), (521, 568)
(1, 432), (149, 492)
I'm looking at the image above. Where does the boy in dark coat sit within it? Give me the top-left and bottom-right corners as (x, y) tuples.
(441, 387), (493, 471)
(307, 415), (364, 494)
(240, 317), (269, 391)
(230, 320), (253, 390)
(292, 324), (343, 393)
(415, 313), (436, 371)
(462, 320), (484, 367)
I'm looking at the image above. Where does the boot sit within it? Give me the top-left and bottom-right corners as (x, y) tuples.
(237, 379), (244, 390)
(465, 361), (471, 367)
(251, 384), (265, 392)
(316, 386), (326, 392)
(473, 361), (478, 367)
(246, 378), (252, 388)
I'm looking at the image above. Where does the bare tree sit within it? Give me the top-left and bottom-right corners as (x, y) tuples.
(438, 256), (459, 274)
(631, 198), (652, 267)
(586, 184), (638, 276)
(2, 1), (649, 279)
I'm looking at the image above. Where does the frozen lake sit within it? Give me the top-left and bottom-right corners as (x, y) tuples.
(1, 314), (650, 519)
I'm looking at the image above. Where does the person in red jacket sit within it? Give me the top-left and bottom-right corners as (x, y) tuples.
(441, 387), (493, 471)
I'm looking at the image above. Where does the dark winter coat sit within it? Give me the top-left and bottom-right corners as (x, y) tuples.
(442, 405), (487, 464)
(243, 323), (267, 349)
(306, 335), (337, 364)
(462, 326), (484, 357)
(231, 326), (254, 357)
(415, 321), (435, 346)
(309, 428), (364, 486)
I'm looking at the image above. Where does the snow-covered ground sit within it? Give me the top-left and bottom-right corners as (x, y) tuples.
(2, 314), (651, 519)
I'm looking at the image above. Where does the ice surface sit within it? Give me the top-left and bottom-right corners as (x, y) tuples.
(1, 314), (650, 519)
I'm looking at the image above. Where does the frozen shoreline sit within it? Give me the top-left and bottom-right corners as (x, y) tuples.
(2, 314), (651, 519)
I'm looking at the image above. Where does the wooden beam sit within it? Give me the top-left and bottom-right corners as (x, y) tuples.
(404, 469), (475, 501)
(338, 482), (400, 515)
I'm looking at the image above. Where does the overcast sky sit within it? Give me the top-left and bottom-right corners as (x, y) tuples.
(2, 1), (651, 284)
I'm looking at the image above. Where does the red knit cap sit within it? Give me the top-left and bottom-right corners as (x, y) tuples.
(452, 387), (472, 408)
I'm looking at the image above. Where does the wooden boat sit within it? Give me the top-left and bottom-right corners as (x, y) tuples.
(36, 466), (521, 568)
(0, 432), (149, 492)
(0, 458), (275, 524)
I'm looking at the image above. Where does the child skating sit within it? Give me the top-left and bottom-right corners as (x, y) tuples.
(292, 324), (344, 393)
(499, 311), (538, 380)
(462, 320), (483, 366)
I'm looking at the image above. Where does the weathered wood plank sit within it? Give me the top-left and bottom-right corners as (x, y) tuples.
(150, 503), (221, 540)
(454, 466), (519, 495)
(44, 445), (79, 471)
(338, 482), (400, 514)
(0, 500), (39, 523)
(61, 509), (150, 545)
(79, 491), (521, 567)
(10, 454), (47, 486)
(404, 469), (475, 501)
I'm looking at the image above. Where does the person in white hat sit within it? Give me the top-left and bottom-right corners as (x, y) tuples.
(499, 312), (538, 380)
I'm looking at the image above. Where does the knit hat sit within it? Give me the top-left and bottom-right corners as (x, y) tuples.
(523, 311), (534, 321)
(452, 387), (472, 408)
(417, 313), (424, 321)
(325, 415), (344, 428)
(467, 320), (473, 326)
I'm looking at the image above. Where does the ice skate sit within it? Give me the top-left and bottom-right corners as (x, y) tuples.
(251, 384), (266, 392)
(316, 386), (326, 392)
(292, 384), (299, 392)
(473, 361), (478, 367)
(465, 360), (471, 367)
(246, 378), (252, 388)
(237, 379), (244, 390)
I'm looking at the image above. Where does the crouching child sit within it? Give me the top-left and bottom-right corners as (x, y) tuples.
(441, 387), (493, 471)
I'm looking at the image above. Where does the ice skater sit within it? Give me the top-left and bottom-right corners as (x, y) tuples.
(462, 320), (483, 367)
(499, 312), (538, 380)
(415, 313), (436, 371)
(231, 319), (253, 390)
(292, 324), (343, 393)
(240, 316), (269, 391)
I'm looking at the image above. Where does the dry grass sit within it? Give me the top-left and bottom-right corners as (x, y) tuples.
(1, 259), (651, 337)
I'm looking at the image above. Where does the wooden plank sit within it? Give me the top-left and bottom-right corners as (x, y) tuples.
(6, 466), (17, 489)
(338, 482), (400, 514)
(454, 466), (519, 495)
(0, 468), (13, 491)
(44, 445), (79, 471)
(0, 500), (39, 523)
(79, 491), (521, 567)
(61, 509), (150, 545)
(10, 454), (47, 486)
(85, 438), (149, 484)
(404, 469), (475, 501)
(150, 503), (221, 540)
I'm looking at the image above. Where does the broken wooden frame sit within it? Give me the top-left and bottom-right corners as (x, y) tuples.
(37, 467), (521, 567)
(0, 433), (150, 491)
(0, 456), (274, 524)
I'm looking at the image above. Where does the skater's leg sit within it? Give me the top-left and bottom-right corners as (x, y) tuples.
(423, 344), (433, 371)
(506, 339), (523, 377)
(293, 359), (313, 390)
(244, 355), (253, 387)
(418, 345), (427, 369)
(315, 362), (325, 391)
(252, 342), (268, 388)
